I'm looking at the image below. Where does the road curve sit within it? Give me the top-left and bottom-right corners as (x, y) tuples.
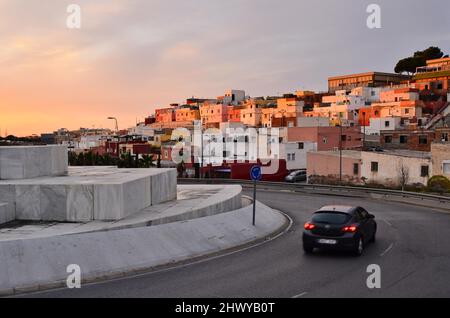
(23, 189), (450, 298)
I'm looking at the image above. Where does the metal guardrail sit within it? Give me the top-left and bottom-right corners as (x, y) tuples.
(178, 178), (450, 204)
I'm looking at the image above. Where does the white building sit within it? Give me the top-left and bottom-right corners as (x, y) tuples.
(364, 117), (402, 136)
(75, 135), (104, 150)
(280, 141), (317, 171)
(361, 150), (431, 187)
(129, 124), (155, 139)
(351, 87), (387, 103)
(224, 89), (246, 106)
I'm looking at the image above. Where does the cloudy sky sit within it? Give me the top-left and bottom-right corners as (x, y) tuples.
(1, 0), (449, 136)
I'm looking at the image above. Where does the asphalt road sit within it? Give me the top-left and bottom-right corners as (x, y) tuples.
(24, 189), (450, 298)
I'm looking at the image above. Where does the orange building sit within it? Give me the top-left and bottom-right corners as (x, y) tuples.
(328, 72), (411, 93)
(414, 57), (450, 97)
(200, 103), (229, 127)
(175, 106), (200, 122)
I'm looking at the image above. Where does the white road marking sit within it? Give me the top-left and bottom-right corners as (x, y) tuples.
(382, 219), (392, 227)
(292, 292), (308, 298)
(380, 243), (394, 257)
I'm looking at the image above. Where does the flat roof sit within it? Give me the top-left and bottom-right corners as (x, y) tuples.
(365, 149), (431, 159)
(413, 70), (450, 80)
(310, 150), (362, 159)
(427, 57), (450, 65)
(311, 149), (431, 159)
(329, 72), (411, 81)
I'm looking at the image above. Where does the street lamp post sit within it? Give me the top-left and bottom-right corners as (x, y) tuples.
(107, 117), (120, 160)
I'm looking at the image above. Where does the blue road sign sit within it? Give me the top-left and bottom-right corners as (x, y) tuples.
(250, 165), (262, 181)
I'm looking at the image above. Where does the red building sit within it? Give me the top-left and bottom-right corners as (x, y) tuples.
(227, 106), (242, 122)
(155, 108), (175, 123)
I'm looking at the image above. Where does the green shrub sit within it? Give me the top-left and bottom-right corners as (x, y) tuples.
(427, 176), (450, 194)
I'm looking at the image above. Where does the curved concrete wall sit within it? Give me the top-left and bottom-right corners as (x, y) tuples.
(0, 201), (286, 295)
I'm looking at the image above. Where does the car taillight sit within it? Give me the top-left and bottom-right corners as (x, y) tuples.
(304, 222), (316, 230)
(342, 225), (358, 233)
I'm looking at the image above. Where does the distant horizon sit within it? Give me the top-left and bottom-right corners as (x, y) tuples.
(2, 0), (449, 137)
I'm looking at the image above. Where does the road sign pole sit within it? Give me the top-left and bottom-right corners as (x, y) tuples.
(253, 179), (257, 226)
(250, 165), (261, 227)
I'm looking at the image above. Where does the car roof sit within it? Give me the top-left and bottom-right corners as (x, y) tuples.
(316, 205), (359, 214)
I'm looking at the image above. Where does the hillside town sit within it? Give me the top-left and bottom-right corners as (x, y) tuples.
(9, 54), (449, 192)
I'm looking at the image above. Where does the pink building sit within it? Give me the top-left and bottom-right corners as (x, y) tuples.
(307, 150), (362, 184)
(287, 126), (363, 151)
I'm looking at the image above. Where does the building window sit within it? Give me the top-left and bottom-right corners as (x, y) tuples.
(298, 142), (304, 150)
(405, 109), (410, 114)
(437, 83), (443, 90)
(371, 162), (379, 172)
(385, 121), (390, 128)
(443, 161), (450, 175)
(323, 137), (328, 144)
(353, 163), (359, 175)
(419, 135), (428, 145)
(384, 135), (393, 143)
(400, 135), (408, 144)
(441, 133), (449, 142)
(421, 166), (429, 177)
(341, 135), (347, 141)
(287, 154), (291, 161)
(292, 153), (296, 161)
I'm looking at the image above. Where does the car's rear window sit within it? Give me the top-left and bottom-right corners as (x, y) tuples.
(312, 212), (352, 225)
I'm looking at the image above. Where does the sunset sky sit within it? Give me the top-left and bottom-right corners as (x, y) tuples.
(1, 0), (449, 136)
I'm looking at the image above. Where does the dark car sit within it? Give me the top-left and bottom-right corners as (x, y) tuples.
(285, 170), (307, 183)
(302, 205), (377, 256)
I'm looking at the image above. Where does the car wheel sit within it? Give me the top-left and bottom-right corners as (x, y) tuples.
(303, 244), (314, 254)
(369, 231), (376, 244)
(354, 237), (364, 256)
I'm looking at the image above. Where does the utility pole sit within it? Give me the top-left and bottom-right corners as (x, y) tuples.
(201, 119), (204, 179)
(363, 111), (366, 150)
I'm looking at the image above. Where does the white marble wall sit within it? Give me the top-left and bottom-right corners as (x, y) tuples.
(0, 185), (16, 223)
(0, 203), (14, 225)
(151, 169), (177, 205)
(0, 167), (177, 222)
(0, 146), (68, 180)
